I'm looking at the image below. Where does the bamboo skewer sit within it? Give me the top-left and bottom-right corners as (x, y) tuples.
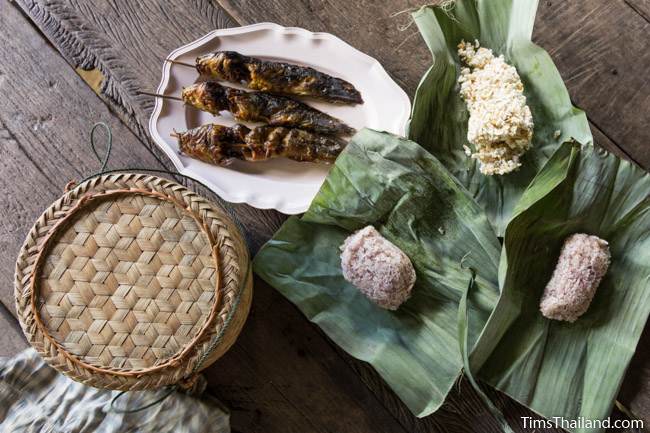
(165, 59), (195, 68)
(137, 91), (183, 101)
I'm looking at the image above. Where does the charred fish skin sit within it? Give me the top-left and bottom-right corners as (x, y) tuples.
(231, 91), (356, 135)
(176, 123), (249, 165)
(195, 51), (363, 105)
(181, 81), (229, 115)
(176, 123), (345, 165)
(246, 126), (345, 163)
(181, 81), (355, 135)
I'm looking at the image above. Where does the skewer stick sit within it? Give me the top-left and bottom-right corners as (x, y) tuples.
(137, 91), (183, 101)
(165, 59), (195, 68)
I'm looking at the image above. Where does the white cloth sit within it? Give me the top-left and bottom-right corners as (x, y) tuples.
(0, 349), (230, 433)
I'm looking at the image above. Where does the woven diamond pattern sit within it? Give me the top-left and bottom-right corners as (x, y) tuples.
(38, 195), (217, 370)
(16, 174), (252, 390)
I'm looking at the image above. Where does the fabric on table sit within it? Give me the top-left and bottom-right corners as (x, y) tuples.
(0, 349), (230, 433)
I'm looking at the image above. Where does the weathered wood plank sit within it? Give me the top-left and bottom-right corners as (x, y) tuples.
(0, 3), (165, 315)
(205, 279), (409, 433)
(624, 0), (650, 23)
(0, 305), (28, 357)
(10, 0), (649, 431)
(535, 0), (650, 168)
(0, 3), (411, 433)
(16, 0), (286, 254)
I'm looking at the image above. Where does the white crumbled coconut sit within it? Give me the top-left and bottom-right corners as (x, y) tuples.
(340, 226), (416, 310)
(540, 233), (611, 322)
(457, 40), (534, 175)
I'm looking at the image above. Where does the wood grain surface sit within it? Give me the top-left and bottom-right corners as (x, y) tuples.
(14, 0), (285, 254)
(625, 0), (650, 21)
(0, 2), (408, 433)
(0, 305), (28, 357)
(1, 0), (648, 432)
(0, 0), (166, 313)
(534, 0), (650, 168)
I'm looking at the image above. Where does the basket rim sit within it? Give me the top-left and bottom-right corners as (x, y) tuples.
(14, 173), (249, 390)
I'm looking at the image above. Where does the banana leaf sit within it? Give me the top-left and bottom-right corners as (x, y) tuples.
(471, 142), (650, 432)
(253, 128), (502, 417)
(408, 0), (593, 236)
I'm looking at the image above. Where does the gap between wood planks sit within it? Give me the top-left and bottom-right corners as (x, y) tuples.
(9, 0), (179, 177)
(10, 0), (284, 253)
(7, 0), (647, 431)
(624, 0), (650, 23)
(589, 116), (643, 167)
(2, 2), (414, 432)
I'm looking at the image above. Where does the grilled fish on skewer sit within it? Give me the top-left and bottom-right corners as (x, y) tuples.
(185, 51), (363, 104)
(181, 81), (355, 135)
(175, 123), (346, 165)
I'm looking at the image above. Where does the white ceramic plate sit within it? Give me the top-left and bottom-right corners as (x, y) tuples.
(149, 23), (411, 214)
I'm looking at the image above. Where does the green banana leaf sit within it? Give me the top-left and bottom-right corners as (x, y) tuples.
(472, 142), (650, 432)
(254, 128), (502, 417)
(408, 0), (593, 236)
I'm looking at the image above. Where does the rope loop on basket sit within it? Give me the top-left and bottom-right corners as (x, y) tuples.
(110, 386), (178, 414)
(21, 122), (252, 413)
(68, 121), (249, 237)
(90, 122), (112, 174)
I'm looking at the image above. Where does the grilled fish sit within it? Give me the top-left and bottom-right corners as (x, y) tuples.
(175, 123), (346, 165)
(194, 51), (363, 104)
(182, 81), (355, 135)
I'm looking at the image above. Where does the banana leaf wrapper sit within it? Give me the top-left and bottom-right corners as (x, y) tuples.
(254, 128), (501, 416)
(472, 142), (650, 432)
(408, 0), (593, 236)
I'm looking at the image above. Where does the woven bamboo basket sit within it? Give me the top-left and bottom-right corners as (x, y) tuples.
(14, 173), (252, 391)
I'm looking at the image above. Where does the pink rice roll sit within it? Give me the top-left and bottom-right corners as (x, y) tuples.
(340, 226), (416, 310)
(539, 233), (611, 322)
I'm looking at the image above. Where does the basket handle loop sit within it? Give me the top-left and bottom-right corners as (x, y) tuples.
(90, 122), (112, 175)
(110, 386), (177, 414)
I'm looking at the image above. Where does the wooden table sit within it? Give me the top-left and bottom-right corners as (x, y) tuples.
(1, 1), (648, 431)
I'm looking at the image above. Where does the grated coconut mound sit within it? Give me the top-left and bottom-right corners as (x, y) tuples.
(458, 40), (534, 176)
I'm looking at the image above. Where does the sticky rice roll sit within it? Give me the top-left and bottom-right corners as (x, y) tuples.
(340, 226), (416, 310)
(539, 233), (611, 322)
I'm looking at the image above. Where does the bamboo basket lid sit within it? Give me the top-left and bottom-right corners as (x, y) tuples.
(14, 173), (252, 391)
